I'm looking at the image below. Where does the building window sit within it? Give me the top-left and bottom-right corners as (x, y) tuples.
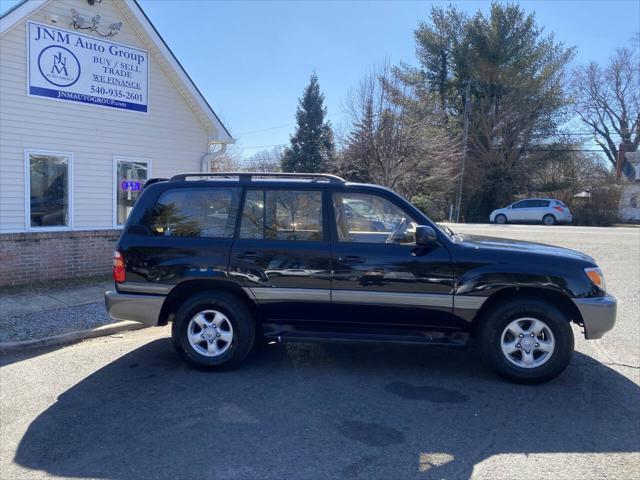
(26, 150), (72, 229)
(114, 157), (150, 226)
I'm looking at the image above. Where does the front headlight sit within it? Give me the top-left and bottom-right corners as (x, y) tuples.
(584, 267), (606, 292)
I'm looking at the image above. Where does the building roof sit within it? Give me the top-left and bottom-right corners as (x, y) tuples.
(0, 0), (233, 144)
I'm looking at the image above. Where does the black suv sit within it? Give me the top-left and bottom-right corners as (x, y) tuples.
(105, 172), (616, 383)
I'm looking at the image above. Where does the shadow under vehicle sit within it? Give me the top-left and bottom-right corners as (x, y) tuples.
(12, 339), (639, 479)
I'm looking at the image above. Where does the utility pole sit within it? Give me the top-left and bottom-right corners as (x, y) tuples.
(455, 81), (471, 223)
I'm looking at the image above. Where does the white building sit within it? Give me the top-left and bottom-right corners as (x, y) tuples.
(0, 0), (233, 286)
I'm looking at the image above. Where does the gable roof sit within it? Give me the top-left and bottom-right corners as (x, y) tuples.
(1, 0), (233, 144)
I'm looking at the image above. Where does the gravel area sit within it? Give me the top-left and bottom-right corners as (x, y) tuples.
(0, 303), (114, 343)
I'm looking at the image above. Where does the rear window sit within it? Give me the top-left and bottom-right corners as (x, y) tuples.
(147, 187), (240, 238)
(554, 200), (566, 207)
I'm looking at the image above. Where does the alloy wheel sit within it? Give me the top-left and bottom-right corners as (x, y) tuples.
(187, 309), (234, 357)
(500, 317), (555, 369)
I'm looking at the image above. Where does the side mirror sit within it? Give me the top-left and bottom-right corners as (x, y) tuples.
(415, 225), (438, 247)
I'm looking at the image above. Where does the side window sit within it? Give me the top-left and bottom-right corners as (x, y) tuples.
(239, 190), (323, 241)
(239, 190), (265, 239)
(512, 200), (528, 209)
(332, 192), (418, 244)
(534, 200), (550, 207)
(148, 187), (240, 238)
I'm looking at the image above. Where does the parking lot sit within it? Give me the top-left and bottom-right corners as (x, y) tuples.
(1, 224), (638, 479)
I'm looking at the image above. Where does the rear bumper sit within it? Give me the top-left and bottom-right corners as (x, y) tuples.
(573, 295), (617, 339)
(104, 291), (165, 327)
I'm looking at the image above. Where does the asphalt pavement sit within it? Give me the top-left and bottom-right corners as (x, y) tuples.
(1, 224), (638, 480)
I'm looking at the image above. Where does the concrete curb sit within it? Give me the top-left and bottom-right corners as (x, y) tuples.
(0, 321), (148, 354)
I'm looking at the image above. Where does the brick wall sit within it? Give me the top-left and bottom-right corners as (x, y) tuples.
(0, 230), (121, 287)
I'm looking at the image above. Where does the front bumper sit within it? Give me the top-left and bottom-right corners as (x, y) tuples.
(105, 291), (165, 327)
(573, 295), (617, 339)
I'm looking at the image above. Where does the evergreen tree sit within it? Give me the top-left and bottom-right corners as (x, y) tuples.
(281, 74), (335, 173)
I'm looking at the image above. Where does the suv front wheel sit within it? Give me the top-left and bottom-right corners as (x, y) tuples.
(480, 297), (574, 384)
(172, 291), (255, 370)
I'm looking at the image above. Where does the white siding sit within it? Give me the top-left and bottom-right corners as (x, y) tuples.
(0, 0), (210, 232)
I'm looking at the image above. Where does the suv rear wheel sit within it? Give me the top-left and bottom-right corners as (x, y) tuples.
(172, 291), (255, 370)
(480, 297), (574, 384)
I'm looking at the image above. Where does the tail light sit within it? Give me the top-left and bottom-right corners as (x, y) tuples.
(553, 206), (564, 213)
(113, 251), (126, 283)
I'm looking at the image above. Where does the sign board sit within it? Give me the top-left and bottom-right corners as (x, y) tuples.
(27, 21), (148, 113)
(120, 180), (142, 191)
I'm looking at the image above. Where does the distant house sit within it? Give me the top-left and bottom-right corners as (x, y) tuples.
(620, 150), (640, 223)
(0, 0), (233, 286)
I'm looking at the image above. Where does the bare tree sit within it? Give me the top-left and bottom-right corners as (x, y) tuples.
(572, 44), (640, 168)
(335, 60), (460, 203)
(245, 147), (283, 172)
(210, 143), (244, 172)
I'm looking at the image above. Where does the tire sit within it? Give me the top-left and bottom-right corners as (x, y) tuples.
(171, 291), (256, 370)
(479, 297), (574, 384)
(542, 214), (556, 226)
(495, 214), (507, 225)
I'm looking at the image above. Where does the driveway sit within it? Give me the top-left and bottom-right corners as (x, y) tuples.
(1, 225), (638, 479)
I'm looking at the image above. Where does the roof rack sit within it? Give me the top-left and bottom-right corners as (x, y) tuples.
(143, 177), (169, 189)
(169, 172), (346, 183)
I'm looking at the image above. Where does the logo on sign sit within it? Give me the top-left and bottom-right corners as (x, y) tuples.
(37, 45), (81, 87)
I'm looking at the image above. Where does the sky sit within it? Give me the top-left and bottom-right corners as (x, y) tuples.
(2, 0), (639, 159)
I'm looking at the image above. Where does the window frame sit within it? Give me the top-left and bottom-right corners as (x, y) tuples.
(237, 186), (330, 243)
(113, 156), (152, 228)
(328, 189), (421, 245)
(24, 148), (74, 232)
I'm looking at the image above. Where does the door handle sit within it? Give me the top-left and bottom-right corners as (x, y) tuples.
(339, 255), (365, 264)
(236, 251), (259, 260)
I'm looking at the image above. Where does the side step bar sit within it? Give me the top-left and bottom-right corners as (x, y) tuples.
(264, 329), (468, 347)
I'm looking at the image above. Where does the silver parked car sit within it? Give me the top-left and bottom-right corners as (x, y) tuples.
(490, 198), (572, 225)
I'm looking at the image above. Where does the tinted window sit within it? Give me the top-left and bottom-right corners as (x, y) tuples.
(535, 200), (550, 207)
(333, 192), (418, 244)
(512, 201), (528, 209)
(149, 187), (240, 238)
(239, 190), (323, 241)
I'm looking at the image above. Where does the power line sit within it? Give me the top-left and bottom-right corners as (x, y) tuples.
(241, 143), (287, 150)
(524, 148), (607, 152)
(236, 113), (347, 137)
(236, 123), (297, 136)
